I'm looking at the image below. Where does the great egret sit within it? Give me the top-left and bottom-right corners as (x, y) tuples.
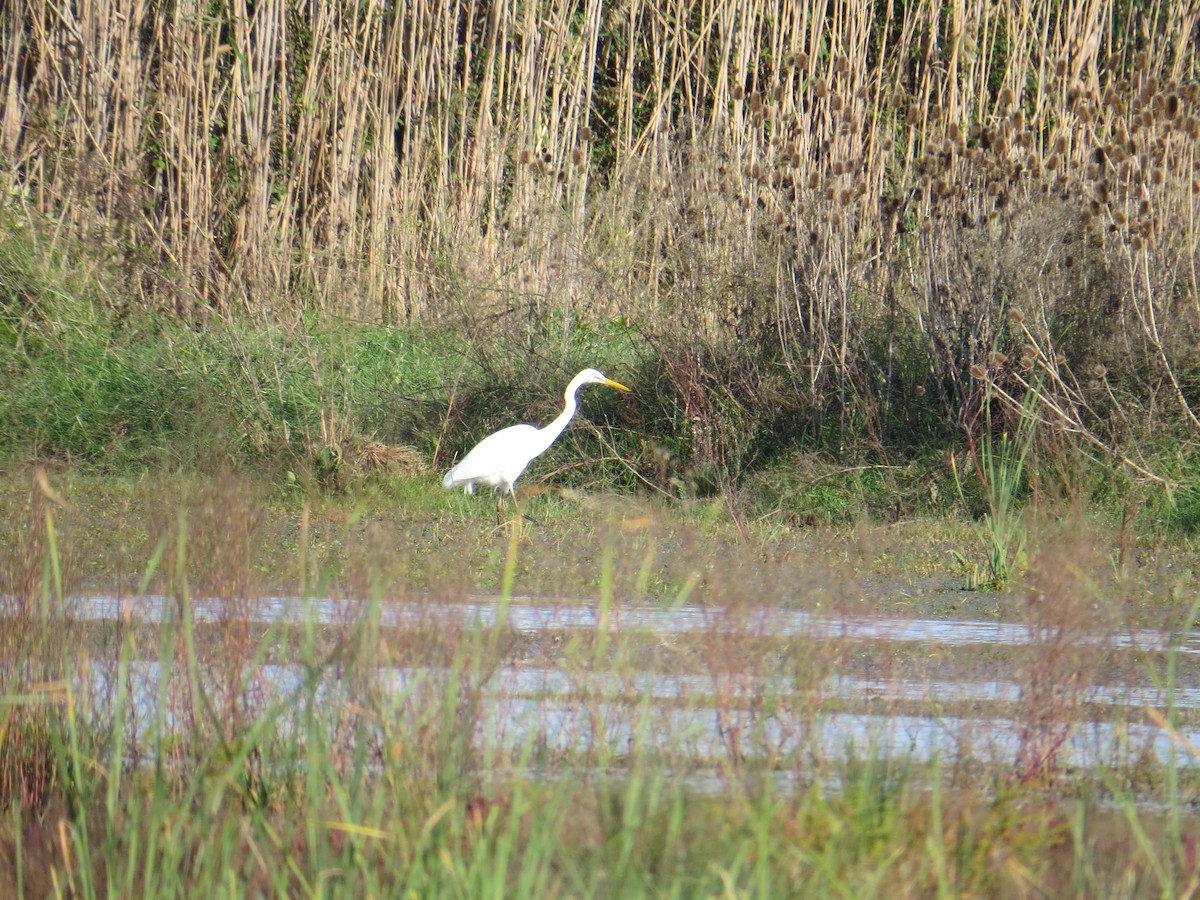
(442, 368), (630, 512)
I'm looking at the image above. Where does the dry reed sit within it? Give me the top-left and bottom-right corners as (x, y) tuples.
(2, 0), (1198, 465)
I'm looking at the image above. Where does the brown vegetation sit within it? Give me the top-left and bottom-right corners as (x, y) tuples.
(1, 1), (1198, 471)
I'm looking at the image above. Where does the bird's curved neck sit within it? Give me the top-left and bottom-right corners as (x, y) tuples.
(534, 378), (584, 450)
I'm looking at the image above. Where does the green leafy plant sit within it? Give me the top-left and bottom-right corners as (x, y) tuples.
(951, 376), (1040, 591)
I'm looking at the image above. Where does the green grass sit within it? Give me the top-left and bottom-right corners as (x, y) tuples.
(4, 206), (1198, 555)
(0, 233), (643, 494)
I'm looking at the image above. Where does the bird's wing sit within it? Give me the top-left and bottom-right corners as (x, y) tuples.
(446, 423), (540, 484)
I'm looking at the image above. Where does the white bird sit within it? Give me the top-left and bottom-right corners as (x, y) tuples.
(442, 368), (630, 507)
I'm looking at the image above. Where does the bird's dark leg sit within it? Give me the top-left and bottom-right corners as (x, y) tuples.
(486, 491), (506, 539)
(488, 484), (521, 539)
(509, 486), (524, 537)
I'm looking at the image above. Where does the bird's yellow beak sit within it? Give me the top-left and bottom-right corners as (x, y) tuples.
(603, 377), (631, 392)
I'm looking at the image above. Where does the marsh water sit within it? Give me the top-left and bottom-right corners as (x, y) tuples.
(45, 592), (1200, 775)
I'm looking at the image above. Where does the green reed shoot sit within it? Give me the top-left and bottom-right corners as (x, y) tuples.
(952, 377), (1040, 591)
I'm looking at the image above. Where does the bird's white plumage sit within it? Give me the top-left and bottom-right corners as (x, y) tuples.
(442, 368), (629, 497)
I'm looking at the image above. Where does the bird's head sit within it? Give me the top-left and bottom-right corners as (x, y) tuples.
(577, 368), (631, 392)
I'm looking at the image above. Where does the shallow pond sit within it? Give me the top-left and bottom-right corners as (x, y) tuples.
(38, 592), (1200, 774)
